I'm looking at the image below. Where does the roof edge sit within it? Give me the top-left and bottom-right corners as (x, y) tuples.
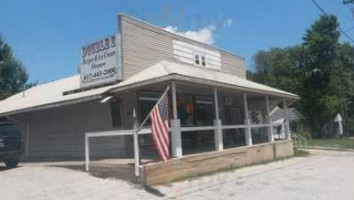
(108, 73), (299, 99)
(0, 94), (102, 117)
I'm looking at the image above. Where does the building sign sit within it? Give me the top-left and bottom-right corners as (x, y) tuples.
(80, 34), (121, 88)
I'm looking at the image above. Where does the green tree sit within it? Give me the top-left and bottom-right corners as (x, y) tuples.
(248, 15), (354, 137)
(0, 37), (32, 100)
(248, 46), (305, 94)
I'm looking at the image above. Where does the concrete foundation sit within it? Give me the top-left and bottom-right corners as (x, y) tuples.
(142, 140), (294, 186)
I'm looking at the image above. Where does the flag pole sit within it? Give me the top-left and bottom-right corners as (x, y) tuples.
(133, 85), (170, 177)
(132, 108), (140, 176)
(136, 86), (170, 133)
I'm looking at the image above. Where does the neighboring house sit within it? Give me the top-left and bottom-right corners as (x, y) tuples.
(270, 106), (304, 139)
(0, 14), (299, 163)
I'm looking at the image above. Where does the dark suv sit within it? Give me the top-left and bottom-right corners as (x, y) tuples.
(0, 122), (23, 168)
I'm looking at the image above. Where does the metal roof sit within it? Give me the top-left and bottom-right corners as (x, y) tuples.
(0, 60), (299, 116)
(108, 61), (299, 99)
(0, 76), (115, 116)
(271, 106), (304, 122)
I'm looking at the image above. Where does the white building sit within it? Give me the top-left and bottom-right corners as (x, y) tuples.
(0, 14), (299, 185)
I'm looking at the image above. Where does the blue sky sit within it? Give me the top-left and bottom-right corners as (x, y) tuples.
(1, 0), (353, 84)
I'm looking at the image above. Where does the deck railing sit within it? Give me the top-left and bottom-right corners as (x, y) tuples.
(292, 132), (307, 148)
(84, 122), (288, 175)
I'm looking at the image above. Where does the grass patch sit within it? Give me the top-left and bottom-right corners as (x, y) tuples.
(307, 138), (354, 150)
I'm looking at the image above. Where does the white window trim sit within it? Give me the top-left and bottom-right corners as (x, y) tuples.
(201, 55), (207, 67)
(194, 53), (200, 66)
(194, 52), (208, 67)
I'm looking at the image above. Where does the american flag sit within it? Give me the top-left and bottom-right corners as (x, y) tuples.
(150, 92), (169, 161)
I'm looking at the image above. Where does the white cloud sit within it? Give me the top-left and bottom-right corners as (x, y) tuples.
(164, 25), (216, 45)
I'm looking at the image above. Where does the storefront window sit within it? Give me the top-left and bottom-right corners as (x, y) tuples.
(195, 96), (214, 126)
(177, 96), (194, 126)
(138, 92), (160, 126)
(139, 92), (215, 127)
(138, 92), (161, 146)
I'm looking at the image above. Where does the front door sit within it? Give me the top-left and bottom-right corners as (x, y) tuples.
(223, 106), (245, 148)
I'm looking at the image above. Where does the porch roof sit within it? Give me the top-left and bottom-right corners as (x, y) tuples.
(0, 60), (298, 117)
(107, 60), (299, 99)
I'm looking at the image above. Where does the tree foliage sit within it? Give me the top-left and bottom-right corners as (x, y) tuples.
(0, 37), (32, 100)
(248, 15), (354, 137)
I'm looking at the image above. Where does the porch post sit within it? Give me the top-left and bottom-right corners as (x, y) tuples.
(85, 135), (89, 171)
(171, 82), (182, 157)
(265, 96), (274, 143)
(213, 88), (223, 151)
(243, 93), (252, 146)
(133, 108), (140, 176)
(283, 98), (291, 140)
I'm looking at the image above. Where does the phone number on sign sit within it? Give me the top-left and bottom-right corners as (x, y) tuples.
(82, 67), (117, 82)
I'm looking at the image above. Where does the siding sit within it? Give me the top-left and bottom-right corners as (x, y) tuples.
(120, 15), (173, 79)
(119, 14), (246, 80)
(12, 100), (127, 161)
(117, 91), (138, 157)
(221, 51), (246, 78)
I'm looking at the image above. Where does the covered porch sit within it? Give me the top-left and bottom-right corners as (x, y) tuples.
(84, 61), (299, 184)
(130, 81), (294, 159)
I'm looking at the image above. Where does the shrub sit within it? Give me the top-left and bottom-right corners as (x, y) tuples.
(344, 118), (354, 136)
(290, 119), (312, 139)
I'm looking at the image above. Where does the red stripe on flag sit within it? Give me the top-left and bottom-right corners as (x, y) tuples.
(151, 109), (168, 157)
(148, 91), (170, 161)
(153, 108), (168, 159)
(150, 111), (167, 160)
(154, 107), (169, 145)
(150, 108), (169, 160)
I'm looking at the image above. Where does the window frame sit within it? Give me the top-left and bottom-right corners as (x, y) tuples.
(194, 54), (200, 65)
(194, 52), (208, 67)
(201, 55), (206, 66)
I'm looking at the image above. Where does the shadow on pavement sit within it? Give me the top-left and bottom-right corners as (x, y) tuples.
(0, 165), (20, 172)
(143, 186), (166, 197)
(52, 163), (166, 197)
(52, 163), (139, 183)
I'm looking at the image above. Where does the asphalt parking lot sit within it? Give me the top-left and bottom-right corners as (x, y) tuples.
(1, 150), (354, 200)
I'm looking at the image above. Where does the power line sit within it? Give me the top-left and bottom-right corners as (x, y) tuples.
(310, 0), (354, 43)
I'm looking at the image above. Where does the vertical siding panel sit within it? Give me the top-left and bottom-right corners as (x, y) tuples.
(15, 100), (127, 160)
(120, 14), (247, 80)
(221, 52), (246, 78)
(120, 16), (173, 80)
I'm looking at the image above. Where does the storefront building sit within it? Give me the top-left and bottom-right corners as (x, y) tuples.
(0, 14), (298, 180)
